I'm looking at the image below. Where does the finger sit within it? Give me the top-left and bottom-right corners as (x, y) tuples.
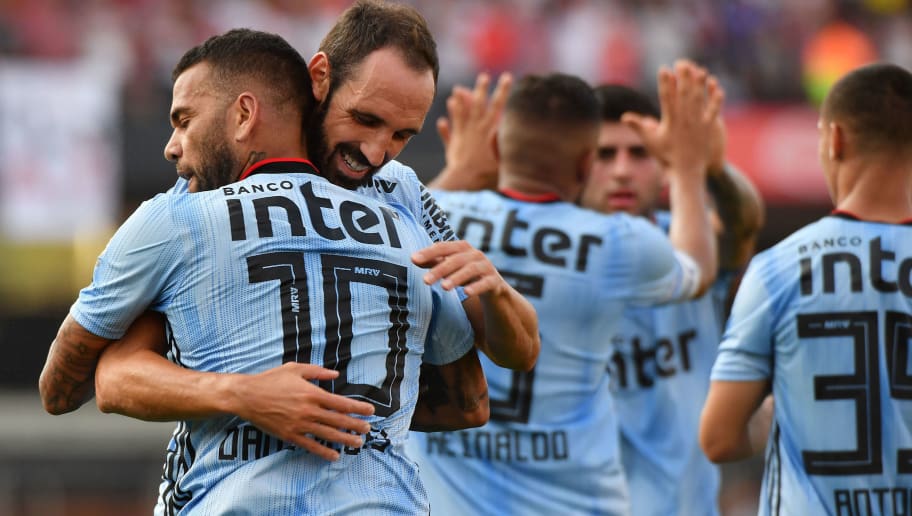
(318, 392), (376, 419)
(446, 93), (465, 131)
(436, 117), (451, 146)
(411, 241), (460, 266)
(301, 419), (370, 452)
(291, 435), (341, 461)
(620, 112), (652, 138)
(656, 66), (675, 122)
(280, 435), (339, 462)
(485, 72), (513, 126)
(288, 362), (340, 380)
(461, 274), (500, 297)
(704, 77), (724, 123)
(424, 251), (472, 287)
(471, 72), (491, 118)
(438, 258), (490, 291)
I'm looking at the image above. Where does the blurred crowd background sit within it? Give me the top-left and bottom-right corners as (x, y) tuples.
(0, 0), (907, 514)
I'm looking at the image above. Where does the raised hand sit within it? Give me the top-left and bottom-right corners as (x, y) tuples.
(430, 72), (513, 191)
(622, 59), (723, 181)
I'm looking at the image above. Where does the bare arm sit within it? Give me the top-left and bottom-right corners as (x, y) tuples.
(94, 311), (376, 462)
(699, 379), (773, 462)
(625, 60), (721, 297)
(413, 240), (540, 371)
(411, 349), (489, 432)
(39, 314), (114, 415)
(429, 72), (511, 192)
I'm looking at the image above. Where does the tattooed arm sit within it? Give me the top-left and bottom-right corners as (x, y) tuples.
(411, 350), (489, 432)
(39, 315), (114, 414)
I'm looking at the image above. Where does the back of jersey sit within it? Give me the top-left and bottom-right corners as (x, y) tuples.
(74, 162), (472, 515)
(712, 215), (912, 515)
(409, 190), (694, 515)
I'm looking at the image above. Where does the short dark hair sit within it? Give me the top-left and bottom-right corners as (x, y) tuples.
(172, 28), (314, 120)
(823, 62), (912, 154)
(506, 73), (600, 127)
(319, 0), (439, 91)
(593, 84), (660, 122)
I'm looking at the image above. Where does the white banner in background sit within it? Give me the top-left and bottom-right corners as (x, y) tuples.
(0, 61), (121, 242)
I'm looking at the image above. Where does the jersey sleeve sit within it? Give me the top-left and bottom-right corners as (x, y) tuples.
(612, 216), (701, 304)
(69, 195), (181, 340)
(710, 255), (775, 381)
(422, 283), (474, 365)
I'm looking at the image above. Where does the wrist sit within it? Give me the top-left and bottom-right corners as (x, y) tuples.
(207, 372), (245, 417)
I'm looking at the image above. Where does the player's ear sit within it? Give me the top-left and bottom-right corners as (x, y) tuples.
(828, 121), (844, 161)
(309, 52), (331, 103)
(578, 147), (595, 184)
(233, 92), (258, 142)
(490, 131), (500, 162)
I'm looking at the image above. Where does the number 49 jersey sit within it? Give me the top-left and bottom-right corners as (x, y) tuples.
(408, 190), (701, 515)
(712, 213), (912, 515)
(70, 161), (473, 515)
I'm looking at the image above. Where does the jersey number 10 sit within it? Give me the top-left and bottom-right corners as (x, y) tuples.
(248, 251), (410, 417)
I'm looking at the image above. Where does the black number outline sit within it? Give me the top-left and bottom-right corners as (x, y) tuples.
(247, 252), (410, 417)
(489, 270), (542, 423)
(798, 310), (912, 475)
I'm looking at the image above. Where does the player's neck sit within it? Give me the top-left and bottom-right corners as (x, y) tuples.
(835, 163), (912, 223)
(497, 170), (574, 203)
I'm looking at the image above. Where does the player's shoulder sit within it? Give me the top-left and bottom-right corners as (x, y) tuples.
(432, 188), (498, 207)
(374, 160), (423, 192)
(743, 217), (838, 280)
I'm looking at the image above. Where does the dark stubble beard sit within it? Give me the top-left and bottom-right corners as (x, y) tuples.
(306, 87), (379, 191)
(192, 137), (241, 192)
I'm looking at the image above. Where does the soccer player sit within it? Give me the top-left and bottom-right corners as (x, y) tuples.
(576, 82), (764, 516)
(35, 24), (526, 515)
(408, 64), (720, 514)
(700, 62), (912, 515)
(40, 0), (538, 424)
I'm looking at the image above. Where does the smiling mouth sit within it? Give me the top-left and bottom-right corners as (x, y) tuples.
(340, 149), (370, 174)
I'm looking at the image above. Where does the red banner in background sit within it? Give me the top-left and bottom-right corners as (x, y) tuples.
(724, 104), (830, 205)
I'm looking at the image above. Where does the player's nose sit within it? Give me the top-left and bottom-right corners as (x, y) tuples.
(164, 132), (181, 162)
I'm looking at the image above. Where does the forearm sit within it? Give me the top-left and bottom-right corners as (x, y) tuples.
(667, 175), (718, 294)
(96, 346), (239, 421)
(411, 353), (489, 432)
(700, 380), (770, 462)
(476, 287), (539, 372)
(707, 163), (765, 270)
(39, 315), (113, 415)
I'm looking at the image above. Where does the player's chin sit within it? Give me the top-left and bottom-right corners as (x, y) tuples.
(331, 167), (377, 190)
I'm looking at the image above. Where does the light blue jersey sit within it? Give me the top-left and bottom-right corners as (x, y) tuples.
(71, 160), (473, 515)
(408, 191), (702, 516)
(712, 213), (912, 515)
(610, 211), (726, 516)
